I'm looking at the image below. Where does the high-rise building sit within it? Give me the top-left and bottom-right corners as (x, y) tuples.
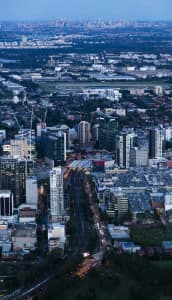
(0, 190), (14, 218)
(163, 126), (172, 141)
(50, 167), (64, 221)
(45, 125), (70, 149)
(98, 117), (118, 152)
(3, 129), (36, 160)
(0, 130), (6, 144)
(130, 147), (148, 167)
(58, 125), (70, 149)
(0, 157), (34, 206)
(149, 128), (163, 159)
(42, 128), (66, 166)
(78, 121), (91, 145)
(116, 133), (136, 168)
(91, 124), (100, 143)
(17, 129), (36, 160)
(26, 176), (38, 207)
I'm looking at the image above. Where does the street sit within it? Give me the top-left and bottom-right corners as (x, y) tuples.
(70, 172), (90, 253)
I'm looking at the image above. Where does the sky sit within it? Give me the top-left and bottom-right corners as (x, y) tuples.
(0, 0), (172, 21)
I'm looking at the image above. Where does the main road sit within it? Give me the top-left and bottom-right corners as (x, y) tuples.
(70, 172), (90, 253)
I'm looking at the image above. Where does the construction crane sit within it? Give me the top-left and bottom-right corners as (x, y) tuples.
(12, 112), (22, 130)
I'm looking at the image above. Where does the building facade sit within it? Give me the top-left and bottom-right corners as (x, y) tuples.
(98, 117), (118, 152)
(116, 133), (136, 168)
(50, 167), (64, 220)
(0, 157), (34, 206)
(42, 128), (66, 166)
(78, 121), (91, 145)
(130, 147), (148, 167)
(26, 176), (38, 207)
(149, 128), (163, 159)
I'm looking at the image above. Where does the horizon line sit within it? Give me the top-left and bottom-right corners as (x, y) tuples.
(0, 18), (172, 23)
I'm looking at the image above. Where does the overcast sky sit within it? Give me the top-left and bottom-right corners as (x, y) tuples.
(0, 0), (171, 21)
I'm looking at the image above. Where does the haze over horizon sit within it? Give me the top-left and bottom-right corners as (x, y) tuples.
(0, 0), (172, 22)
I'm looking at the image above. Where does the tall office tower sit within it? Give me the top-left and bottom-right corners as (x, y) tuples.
(78, 121), (91, 145)
(116, 133), (136, 168)
(130, 147), (148, 167)
(149, 128), (163, 159)
(98, 117), (118, 152)
(92, 123), (100, 143)
(0, 190), (14, 218)
(45, 125), (70, 149)
(50, 167), (64, 221)
(42, 128), (66, 166)
(163, 126), (172, 141)
(26, 176), (38, 207)
(57, 125), (70, 149)
(0, 157), (34, 206)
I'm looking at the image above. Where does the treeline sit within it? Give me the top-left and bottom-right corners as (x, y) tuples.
(41, 250), (172, 300)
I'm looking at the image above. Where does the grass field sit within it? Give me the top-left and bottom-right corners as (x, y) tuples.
(152, 260), (172, 270)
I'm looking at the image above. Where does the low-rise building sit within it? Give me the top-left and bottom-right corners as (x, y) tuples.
(0, 222), (12, 254)
(121, 242), (141, 253)
(12, 223), (37, 252)
(108, 224), (130, 241)
(48, 223), (66, 254)
(162, 241), (172, 254)
(18, 204), (37, 223)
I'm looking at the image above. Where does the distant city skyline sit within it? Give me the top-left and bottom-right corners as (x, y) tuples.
(0, 0), (172, 21)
